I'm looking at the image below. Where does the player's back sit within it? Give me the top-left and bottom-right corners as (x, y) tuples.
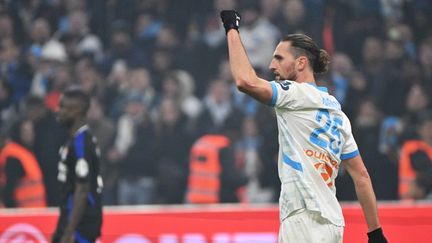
(269, 80), (359, 226)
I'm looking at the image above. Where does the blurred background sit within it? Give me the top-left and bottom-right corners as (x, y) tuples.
(0, 0), (432, 209)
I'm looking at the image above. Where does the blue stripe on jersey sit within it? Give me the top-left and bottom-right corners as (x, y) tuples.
(74, 231), (91, 243)
(87, 192), (96, 206)
(340, 150), (360, 160)
(67, 193), (73, 218)
(74, 131), (85, 159)
(307, 82), (328, 93)
(270, 81), (278, 107)
(283, 153), (303, 172)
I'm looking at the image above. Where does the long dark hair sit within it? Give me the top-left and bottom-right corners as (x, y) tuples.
(282, 34), (330, 74)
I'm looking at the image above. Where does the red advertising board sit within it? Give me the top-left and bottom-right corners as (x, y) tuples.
(0, 203), (431, 242)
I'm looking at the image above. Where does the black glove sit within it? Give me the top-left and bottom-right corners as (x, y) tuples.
(220, 10), (241, 34)
(367, 228), (388, 243)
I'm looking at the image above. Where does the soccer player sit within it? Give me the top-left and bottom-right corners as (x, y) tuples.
(220, 10), (388, 243)
(52, 87), (103, 243)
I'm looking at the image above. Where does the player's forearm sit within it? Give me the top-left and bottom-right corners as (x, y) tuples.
(64, 183), (90, 234)
(227, 30), (259, 91)
(353, 173), (381, 232)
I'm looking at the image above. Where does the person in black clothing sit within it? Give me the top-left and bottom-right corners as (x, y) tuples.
(52, 87), (103, 243)
(218, 138), (248, 203)
(154, 98), (193, 204)
(24, 95), (68, 206)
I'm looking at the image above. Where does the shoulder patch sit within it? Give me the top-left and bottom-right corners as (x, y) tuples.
(75, 158), (89, 177)
(278, 80), (292, 90)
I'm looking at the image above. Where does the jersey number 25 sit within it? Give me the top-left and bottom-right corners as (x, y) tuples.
(309, 109), (342, 155)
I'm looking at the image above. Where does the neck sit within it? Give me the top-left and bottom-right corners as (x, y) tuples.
(295, 71), (316, 85)
(69, 118), (87, 137)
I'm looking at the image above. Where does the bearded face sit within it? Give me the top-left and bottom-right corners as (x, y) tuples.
(269, 41), (299, 82)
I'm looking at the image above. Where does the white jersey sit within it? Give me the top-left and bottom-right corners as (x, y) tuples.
(269, 80), (359, 227)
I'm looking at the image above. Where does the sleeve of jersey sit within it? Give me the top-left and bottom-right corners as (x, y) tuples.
(74, 132), (91, 182)
(268, 81), (299, 109)
(340, 118), (360, 161)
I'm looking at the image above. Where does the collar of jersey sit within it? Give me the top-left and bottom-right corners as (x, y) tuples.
(307, 82), (328, 93)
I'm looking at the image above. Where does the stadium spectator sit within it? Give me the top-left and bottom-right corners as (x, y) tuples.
(160, 70), (202, 120)
(28, 18), (51, 49)
(23, 95), (67, 206)
(419, 36), (432, 91)
(0, 118), (47, 208)
(111, 93), (157, 205)
(0, 37), (33, 102)
(329, 52), (354, 105)
(193, 79), (243, 138)
(402, 83), (431, 139)
(101, 23), (142, 75)
(154, 98), (193, 204)
(30, 40), (68, 98)
(87, 98), (116, 205)
(185, 121), (248, 204)
(399, 113), (432, 200)
(342, 70), (369, 119)
(236, 0), (280, 72)
(240, 116), (274, 203)
(0, 79), (16, 129)
(407, 169), (432, 201)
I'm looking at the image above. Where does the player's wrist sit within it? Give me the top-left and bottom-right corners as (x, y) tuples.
(224, 24), (239, 34)
(367, 227), (388, 243)
(226, 28), (238, 35)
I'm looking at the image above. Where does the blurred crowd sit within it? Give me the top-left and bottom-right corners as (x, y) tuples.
(0, 0), (432, 207)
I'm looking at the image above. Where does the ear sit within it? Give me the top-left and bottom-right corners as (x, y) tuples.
(296, 56), (309, 71)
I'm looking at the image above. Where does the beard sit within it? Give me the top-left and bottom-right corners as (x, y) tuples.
(275, 63), (298, 81)
(277, 71), (297, 82)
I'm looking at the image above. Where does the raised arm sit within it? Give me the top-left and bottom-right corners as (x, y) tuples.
(220, 10), (273, 104)
(343, 155), (388, 243)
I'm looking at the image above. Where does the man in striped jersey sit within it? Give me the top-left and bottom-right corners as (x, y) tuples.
(53, 87), (103, 243)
